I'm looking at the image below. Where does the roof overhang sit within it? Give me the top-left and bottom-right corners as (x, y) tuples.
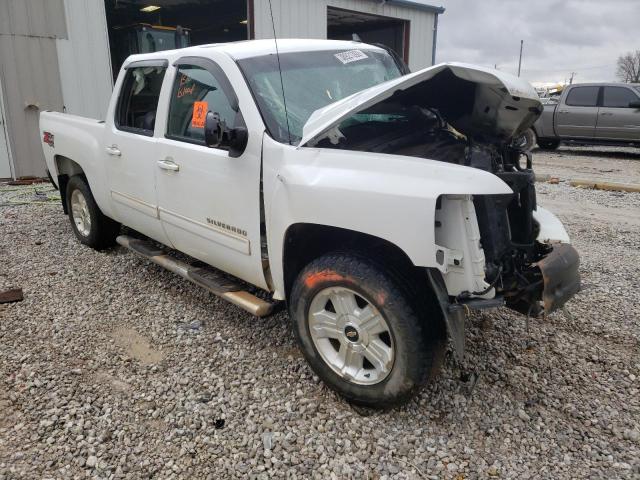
(379, 0), (445, 14)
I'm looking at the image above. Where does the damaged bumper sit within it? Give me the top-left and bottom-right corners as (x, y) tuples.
(537, 243), (581, 314)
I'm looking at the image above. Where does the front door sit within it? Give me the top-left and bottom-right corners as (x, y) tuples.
(0, 80), (12, 179)
(555, 85), (600, 138)
(155, 58), (267, 289)
(596, 85), (640, 141)
(103, 61), (171, 246)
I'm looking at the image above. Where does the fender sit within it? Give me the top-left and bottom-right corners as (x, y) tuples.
(262, 134), (513, 299)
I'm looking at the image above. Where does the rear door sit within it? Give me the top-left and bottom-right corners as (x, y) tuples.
(555, 86), (600, 138)
(155, 56), (268, 289)
(596, 86), (640, 141)
(103, 60), (172, 245)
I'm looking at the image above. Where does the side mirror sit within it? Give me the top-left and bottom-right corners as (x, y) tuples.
(204, 112), (223, 148)
(229, 127), (248, 158)
(629, 100), (640, 109)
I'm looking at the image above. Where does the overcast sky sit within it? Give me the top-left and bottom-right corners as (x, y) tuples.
(435, 0), (640, 86)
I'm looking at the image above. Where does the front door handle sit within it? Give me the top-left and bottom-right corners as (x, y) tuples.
(157, 159), (180, 172)
(105, 145), (121, 156)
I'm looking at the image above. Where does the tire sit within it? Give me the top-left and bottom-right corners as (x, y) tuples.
(513, 128), (536, 151)
(537, 139), (560, 150)
(65, 175), (120, 250)
(289, 252), (446, 408)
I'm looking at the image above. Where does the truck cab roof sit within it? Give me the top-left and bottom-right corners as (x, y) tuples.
(122, 39), (388, 67)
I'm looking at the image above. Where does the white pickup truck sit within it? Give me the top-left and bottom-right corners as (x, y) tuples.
(40, 39), (580, 408)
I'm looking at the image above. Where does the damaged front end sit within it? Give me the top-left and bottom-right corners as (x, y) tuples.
(470, 147), (580, 317)
(300, 61), (580, 319)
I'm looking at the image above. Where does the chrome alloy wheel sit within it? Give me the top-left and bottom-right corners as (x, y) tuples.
(70, 189), (91, 237)
(308, 286), (395, 385)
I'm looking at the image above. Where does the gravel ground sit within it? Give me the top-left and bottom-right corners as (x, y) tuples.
(1, 150), (639, 479)
(533, 145), (640, 184)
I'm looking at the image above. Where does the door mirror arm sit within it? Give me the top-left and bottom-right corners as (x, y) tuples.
(628, 100), (640, 109)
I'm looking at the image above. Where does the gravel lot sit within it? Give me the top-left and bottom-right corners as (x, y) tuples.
(1, 148), (639, 479)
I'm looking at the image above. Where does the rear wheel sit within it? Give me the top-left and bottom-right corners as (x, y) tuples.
(66, 176), (120, 250)
(289, 252), (446, 408)
(537, 138), (561, 150)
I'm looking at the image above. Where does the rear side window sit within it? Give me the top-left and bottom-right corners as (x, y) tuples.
(602, 87), (639, 108)
(565, 86), (599, 107)
(166, 65), (239, 148)
(116, 66), (166, 135)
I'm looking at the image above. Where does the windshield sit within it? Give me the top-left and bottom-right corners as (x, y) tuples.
(237, 49), (403, 144)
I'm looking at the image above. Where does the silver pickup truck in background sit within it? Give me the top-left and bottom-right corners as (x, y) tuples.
(519, 83), (640, 150)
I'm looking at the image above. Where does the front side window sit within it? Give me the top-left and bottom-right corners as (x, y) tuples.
(565, 86), (599, 107)
(238, 49), (402, 144)
(166, 65), (239, 148)
(602, 86), (639, 108)
(116, 66), (166, 135)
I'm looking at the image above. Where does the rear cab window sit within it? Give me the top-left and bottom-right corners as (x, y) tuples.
(166, 61), (244, 150)
(116, 61), (167, 136)
(602, 86), (639, 108)
(565, 86), (599, 107)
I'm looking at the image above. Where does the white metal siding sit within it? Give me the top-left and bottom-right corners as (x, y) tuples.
(0, 0), (67, 178)
(56, 0), (113, 120)
(0, 34), (64, 177)
(253, 0), (436, 70)
(0, 0), (67, 38)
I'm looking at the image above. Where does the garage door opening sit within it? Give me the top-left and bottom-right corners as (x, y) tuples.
(104, 0), (249, 79)
(327, 7), (409, 64)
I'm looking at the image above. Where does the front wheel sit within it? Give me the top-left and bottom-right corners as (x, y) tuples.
(289, 252), (446, 408)
(66, 176), (120, 250)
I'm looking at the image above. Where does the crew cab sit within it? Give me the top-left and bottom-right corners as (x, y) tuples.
(40, 39), (580, 408)
(520, 82), (640, 150)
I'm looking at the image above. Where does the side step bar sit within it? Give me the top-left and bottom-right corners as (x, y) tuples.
(116, 235), (278, 317)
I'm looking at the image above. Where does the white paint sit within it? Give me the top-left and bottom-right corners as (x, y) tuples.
(534, 206), (571, 244)
(435, 196), (493, 298)
(39, 40), (570, 302)
(0, 78), (13, 178)
(301, 61), (541, 147)
(56, 0), (113, 119)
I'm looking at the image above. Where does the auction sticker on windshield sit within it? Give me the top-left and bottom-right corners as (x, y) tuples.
(334, 50), (369, 65)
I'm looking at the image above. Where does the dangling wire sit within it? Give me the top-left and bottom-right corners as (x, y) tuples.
(268, 0), (293, 145)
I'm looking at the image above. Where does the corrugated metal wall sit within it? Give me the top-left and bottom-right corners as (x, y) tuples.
(253, 0), (436, 71)
(0, 0), (67, 178)
(56, 0), (113, 121)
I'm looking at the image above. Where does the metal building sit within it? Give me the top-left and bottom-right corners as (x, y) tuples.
(0, 0), (444, 179)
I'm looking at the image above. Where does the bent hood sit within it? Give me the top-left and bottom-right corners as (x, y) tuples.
(300, 62), (542, 147)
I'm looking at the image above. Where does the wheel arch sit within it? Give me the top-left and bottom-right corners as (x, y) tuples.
(282, 224), (448, 347)
(54, 155), (86, 214)
(282, 223), (419, 300)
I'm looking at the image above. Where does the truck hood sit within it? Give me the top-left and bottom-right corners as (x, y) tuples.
(300, 62), (542, 147)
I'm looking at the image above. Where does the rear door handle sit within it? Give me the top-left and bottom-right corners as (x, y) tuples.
(157, 159), (180, 172)
(105, 145), (121, 156)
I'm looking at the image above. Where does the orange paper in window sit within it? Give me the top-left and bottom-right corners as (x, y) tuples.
(191, 101), (208, 128)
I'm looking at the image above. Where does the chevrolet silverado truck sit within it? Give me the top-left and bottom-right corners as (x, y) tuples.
(40, 39), (580, 408)
(518, 82), (640, 151)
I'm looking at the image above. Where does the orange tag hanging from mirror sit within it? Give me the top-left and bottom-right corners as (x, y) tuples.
(191, 101), (208, 128)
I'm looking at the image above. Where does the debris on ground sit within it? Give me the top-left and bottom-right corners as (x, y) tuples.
(0, 287), (23, 304)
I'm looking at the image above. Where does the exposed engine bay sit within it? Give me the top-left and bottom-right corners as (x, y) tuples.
(313, 70), (580, 316)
